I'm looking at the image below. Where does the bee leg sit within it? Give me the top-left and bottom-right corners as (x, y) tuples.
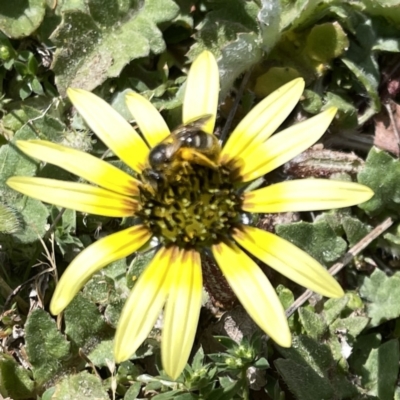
(180, 148), (218, 169)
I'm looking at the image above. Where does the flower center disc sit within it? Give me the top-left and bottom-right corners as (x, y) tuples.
(138, 163), (243, 250)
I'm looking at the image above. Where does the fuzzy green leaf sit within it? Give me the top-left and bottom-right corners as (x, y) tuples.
(11, 196), (50, 243)
(358, 147), (400, 215)
(88, 339), (114, 367)
(341, 216), (371, 247)
(0, 203), (21, 234)
(359, 339), (399, 400)
(2, 118), (51, 243)
(0, 126), (38, 190)
(359, 268), (400, 326)
(298, 308), (327, 339)
(0, 0), (46, 38)
(21, 106), (67, 142)
(323, 296), (349, 325)
(50, 0), (179, 96)
(25, 309), (70, 386)
(0, 354), (34, 399)
(276, 335), (357, 399)
(275, 358), (334, 400)
(329, 316), (369, 339)
(51, 371), (108, 400)
(276, 220), (347, 265)
(64, 293), (113, 351)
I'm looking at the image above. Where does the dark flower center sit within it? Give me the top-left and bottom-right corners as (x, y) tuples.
(137, 162), (243, 250)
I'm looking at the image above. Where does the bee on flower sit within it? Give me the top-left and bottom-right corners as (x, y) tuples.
(7, 51), (373, 380)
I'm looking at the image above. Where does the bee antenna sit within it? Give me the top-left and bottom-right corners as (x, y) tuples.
(219, 67), (253, 145)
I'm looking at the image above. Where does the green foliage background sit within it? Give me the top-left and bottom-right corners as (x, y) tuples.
(1, 0), (400, 398)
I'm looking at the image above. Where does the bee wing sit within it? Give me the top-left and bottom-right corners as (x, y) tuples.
(172, 114), (213, 139)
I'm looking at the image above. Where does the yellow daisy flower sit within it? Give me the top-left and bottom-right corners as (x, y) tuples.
(7, 51), (373, 380)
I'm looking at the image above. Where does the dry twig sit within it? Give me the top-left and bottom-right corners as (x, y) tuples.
(286, 217), (394, 318)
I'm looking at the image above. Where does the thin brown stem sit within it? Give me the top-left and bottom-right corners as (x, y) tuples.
(285, 217), (394, 318)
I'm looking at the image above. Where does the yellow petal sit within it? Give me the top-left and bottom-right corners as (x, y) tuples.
(50, 225), (151, 315)
(125, 92), (171, 148)
(243, 179), (374, 213)
(162, 250), (202, 380)
(221, 78), (305, 165)
(67, 88), (149, 172)
(212, 241), (291, 347)
(16, 140), (139, 196)
(182, 51), (219, 134)
(236, 107), (337, 182)
(7, 177), (137, 217)
(114, 246), (175, 363)
(233, 226), (344, 298)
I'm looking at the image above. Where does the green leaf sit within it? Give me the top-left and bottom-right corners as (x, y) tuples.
(0, 203), (21, 234)
(124, 382), (142, 400)
(362, 0), (400, 25)
(258, 0), (281, 52)
(0, 125), (38, 190)
(341, 56), (380, 122)
(300, 89), (323, 114)
(218, 32), (263, 100)
(381, 224), (400, 258)
(275, 358), (334, 400)
(341, 216), (371, 247)
(51, 371), (109, 400)
(323, 92), (358, 129)
(11, 196), (50, 243)
(126, 248), (156, 289)
(357, 147), (400, 215)
(50, 0), (179, 96)
(188, 0), (263, 98)
(323, 296), (349, 325)
(359, 268), (400, 326)
(277, 335), (332, 376)
(350, 332), (382, 374)
(104, 299), (124, 328)
(276, 335), (357, 399)
(2, 113), (54, 244)
(280, 0), (328, 30)
(276, 284), (294, 307)
(298, 308), (327, 339)
(358, 339), (399, 400)
(25, 309), (70, 386)
(0, 354), (34, 399)
(341, 15), (381, 123)
(64, 293), (113, 351)
(0, 0), (46, 38)
(88, 339), (114, 367)
(0, 117), (52, 239)
(255, 67), (301, 98)
(276, 220), (347, 265)
(19, 83), (32, 100)
(20, 106), (67, 142)
(329, 316), (369, 339)
(41, 387), (56, 400)
(30, 78), (44, 95)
